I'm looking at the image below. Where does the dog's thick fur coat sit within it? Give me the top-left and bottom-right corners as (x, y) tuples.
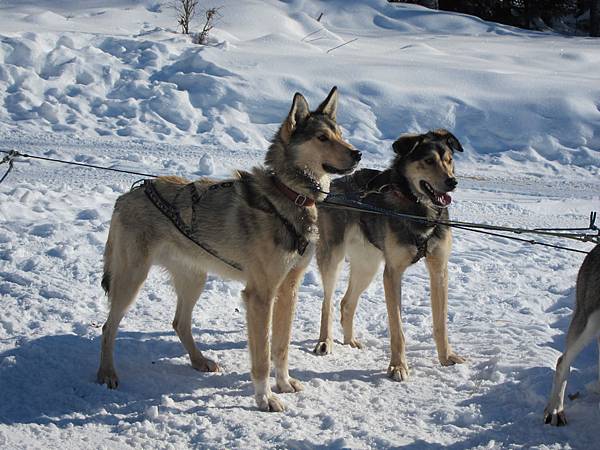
(97, 87), (360, 411)
(544, 244), (600, 426)
(314, 130), (465, 381)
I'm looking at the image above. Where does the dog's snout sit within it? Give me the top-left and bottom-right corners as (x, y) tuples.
(352, 150), (362, 162)
(445, 177), (458, 189)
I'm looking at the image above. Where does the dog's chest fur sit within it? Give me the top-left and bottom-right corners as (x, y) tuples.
(326, 168), (449, 259)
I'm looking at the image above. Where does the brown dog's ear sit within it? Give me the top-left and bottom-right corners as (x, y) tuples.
(280, 92), (310, 143)
(315, 86), (338, 120)
(392, 133), (423, 158)
(432, 129), (464, 153)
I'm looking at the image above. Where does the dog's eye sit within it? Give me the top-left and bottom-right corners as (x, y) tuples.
(318, 135), (329, 142)
(425, 158), (435, 165)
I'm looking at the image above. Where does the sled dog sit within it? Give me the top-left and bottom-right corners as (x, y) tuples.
(544, 244), (600, 426)
(97, 87), (361, 411)
(314, 129), (465, 381)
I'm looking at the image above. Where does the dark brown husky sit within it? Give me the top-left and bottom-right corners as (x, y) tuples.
(314, 129), (465, 381)
(97, 87), (361, 411)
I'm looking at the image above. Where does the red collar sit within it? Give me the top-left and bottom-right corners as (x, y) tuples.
(272, 177), (315, 207)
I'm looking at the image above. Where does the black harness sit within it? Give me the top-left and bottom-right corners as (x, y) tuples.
(263, 198), (310, 256)
(348, 170), (443, 265)
(412, 234), (431, 264)
(143, 179), (244, 271)
(142, 179), (309, 271)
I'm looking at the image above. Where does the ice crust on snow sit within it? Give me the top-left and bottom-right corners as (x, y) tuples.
(0, 0), (599, 448)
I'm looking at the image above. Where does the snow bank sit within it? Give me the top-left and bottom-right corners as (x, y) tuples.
(0, 0), (598, 169)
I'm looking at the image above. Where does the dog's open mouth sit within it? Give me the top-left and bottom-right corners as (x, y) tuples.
(420, 180), (452, 207)
(322, 163), (356, 175)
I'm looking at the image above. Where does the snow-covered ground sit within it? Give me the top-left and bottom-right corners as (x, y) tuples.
(1, 1), (599, 448)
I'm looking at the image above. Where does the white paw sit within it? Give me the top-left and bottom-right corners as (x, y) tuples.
(344, 338), (363, 349)
(255, 393), (286, 412)
(440, 353), (466, 366)
(387, 364), (409, 382)
(191, 357), (220, 372)
(276, 377), (304, 393)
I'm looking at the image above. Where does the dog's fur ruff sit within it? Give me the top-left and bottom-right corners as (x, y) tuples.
(97, 87), (361, 412)
(314, 129), (466, 381)
(544, 244), (600, 426)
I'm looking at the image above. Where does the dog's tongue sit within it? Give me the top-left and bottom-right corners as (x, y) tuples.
(438, 193), (452, 206)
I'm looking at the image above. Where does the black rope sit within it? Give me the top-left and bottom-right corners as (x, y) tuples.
(0, 149), (159, 179)
(2, 148), (597, 254)
(322, 195), (598, 244)
(320, 197), (597, 254)
(450, 225), (590, 255)
(0, 150), (18, 184)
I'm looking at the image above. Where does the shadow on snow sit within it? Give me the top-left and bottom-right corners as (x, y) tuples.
(0, 330), (251, 427)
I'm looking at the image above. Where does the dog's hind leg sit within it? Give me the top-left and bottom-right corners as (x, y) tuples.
(340, 245), (381, 349)
(544, 309), (600, 426)
(272, 266), (305, 394)
(425, 233), (465, 366)
(243, 284), (282, 412)
(97, 246), (150, 389)
(314, 243), (345, 355)
(171, 269), (219, 373)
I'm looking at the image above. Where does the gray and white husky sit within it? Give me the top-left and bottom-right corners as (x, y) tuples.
(96, 87), (361, 411)
(544, 244), (600, 426)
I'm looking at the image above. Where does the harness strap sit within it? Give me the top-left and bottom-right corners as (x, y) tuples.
(257, 197), (310, 256)
(411, 208), (444, 264)
(412, 238), (428, 264)
(357, 169), (419, 204)
(359, 214), (431, 265)
(144, 178), (309, 266)
(355, 175), (442, 265)
(143, 180), (243, 271)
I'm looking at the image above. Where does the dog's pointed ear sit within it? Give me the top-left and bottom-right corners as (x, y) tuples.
(433, 129), (464, 153)
(392, 134), (423, 158)
(315, 86), (338, 120)
(280, 92), (310, 143)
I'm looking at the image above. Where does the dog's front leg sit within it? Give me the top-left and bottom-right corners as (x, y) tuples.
(243, 285), (284, 412)
(272, 266), (305, 394)
(425, 232), (465, 366)
(383, 263), (410, 381)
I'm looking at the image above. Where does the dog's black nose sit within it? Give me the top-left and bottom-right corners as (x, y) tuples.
(352, 150), (362, 162)
(445, 177), (458, 189)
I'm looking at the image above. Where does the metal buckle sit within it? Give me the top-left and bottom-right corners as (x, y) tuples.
(294, 195), (308, 207)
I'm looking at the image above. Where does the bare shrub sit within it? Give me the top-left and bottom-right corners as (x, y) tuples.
(171, 0), (199, 35)
(193, 7), (222, 45)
